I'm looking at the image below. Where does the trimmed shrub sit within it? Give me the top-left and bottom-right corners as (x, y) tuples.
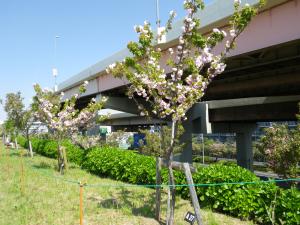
(82, 146), (160, 184)
(17, 136), (27, 148)
(18, 136), (84, 166)
(192, 164), (278, 223)
(62, 140), (84, 165)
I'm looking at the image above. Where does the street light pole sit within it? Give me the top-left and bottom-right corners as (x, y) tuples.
(53, 35), (60, 92)
(156, 0), (160, 28)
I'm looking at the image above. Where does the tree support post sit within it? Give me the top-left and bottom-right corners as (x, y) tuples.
(183, 163), (203, 225)
(155, 157), (162, 221)
(29, 141), (33, 158)
(15, 138), (18, 150)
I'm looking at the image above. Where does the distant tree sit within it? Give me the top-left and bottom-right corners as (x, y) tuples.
(4, 92), (26, 145)
(3, 92), (37, 151)
(71, 134), (101, 150)
(33, 81), (107, 174)
(21, 109), (37, 156)
(106, 130), (132, 148)
(258, 124), (300, 178)
(139, 125), (184, 158)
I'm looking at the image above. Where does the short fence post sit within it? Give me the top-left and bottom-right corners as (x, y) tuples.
(183, 163), (203, 225)
(155, 157), (162, 221)
(79, 183), (84, 225)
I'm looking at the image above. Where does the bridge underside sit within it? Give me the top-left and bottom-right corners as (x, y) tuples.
(74, 39), (300, 171)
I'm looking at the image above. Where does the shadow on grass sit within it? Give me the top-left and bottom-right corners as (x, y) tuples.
(93, 187), (188, 224)
(32, 161), (53, 170)
(88, 186), (166, 224)
(6, 149), (30, 158)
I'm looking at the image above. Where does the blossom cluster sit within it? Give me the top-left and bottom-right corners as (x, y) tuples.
(71, 133), (101, 150)
(33, 81), (107, 139)
(106, 0), (263, 122)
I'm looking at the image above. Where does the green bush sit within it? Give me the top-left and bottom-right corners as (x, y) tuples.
(192, 164), (279, 223)
(17, 136), (27, 148)
(82, 146), (160, 184)
(18, 136), (84, 166)
(43, 140), (57, 158)
(62, 140), (84, 165)
(276, 188), (300, 224)
(18, 136), (299, 224)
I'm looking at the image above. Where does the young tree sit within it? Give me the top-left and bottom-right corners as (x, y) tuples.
(107, 0), (264, 223)
(4, 92), (26, 147)
(258, 124), (300, 178)
(21, 109), (37, 156)
(139, 125), (185, 157)
(33, 82), (107, 174)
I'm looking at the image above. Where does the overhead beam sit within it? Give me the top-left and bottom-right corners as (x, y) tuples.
(205, 71), (300, 100)
(209, 101), (299, 122)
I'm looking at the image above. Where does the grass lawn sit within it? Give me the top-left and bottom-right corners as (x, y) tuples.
(0, 144), (254, 225)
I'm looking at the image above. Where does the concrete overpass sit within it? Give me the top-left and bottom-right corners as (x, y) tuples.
(58, 0), (300, 170)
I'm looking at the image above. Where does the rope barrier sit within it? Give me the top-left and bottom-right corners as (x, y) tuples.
(20, 155), (300, 188)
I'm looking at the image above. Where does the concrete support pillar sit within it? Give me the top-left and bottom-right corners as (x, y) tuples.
(177, 119), (193, 163)
(175, 103), (211, 163)
(236, 130), (254, 171)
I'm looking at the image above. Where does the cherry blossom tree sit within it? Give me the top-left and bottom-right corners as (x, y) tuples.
(33, 81), (107, 174)
(107, 0), (264, 224)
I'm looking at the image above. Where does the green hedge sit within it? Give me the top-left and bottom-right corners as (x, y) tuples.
(17, 136), (84, 165)
(18, 136), (299, 224)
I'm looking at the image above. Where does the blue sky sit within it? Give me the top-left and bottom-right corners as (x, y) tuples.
(0, 0), (211, 121)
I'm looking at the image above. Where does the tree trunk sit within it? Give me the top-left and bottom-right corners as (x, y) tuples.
(58, 145), (64, 174)
(26, 131), (32, 157)
(57, 144), (68, 175)
(155, 157), (162, 221)
(166, 121), (177, 225)
(167, 156), (176, 225)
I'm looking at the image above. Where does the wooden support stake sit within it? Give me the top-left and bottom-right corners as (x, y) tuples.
(29, 141), (33, 158)
(161, 160), (196, 173)
(155, 157), (162, 221)
(15, 138), (18, 150)
(62, 147), (68, 171)
(79, 183), (84, 225)
(183, 163), (203, 225)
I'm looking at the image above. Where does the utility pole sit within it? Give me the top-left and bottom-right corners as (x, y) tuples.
(53, 35), (60, 92)
(155, 0), (166, 44)
(156, 0), (160, 28)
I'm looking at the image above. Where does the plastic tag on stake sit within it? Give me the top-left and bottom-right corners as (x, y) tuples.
(184, 211), (196, 224)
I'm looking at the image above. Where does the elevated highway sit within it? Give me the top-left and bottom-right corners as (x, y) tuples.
(58, 0), (300, 170)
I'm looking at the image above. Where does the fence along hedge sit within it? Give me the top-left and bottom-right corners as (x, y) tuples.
(18, 136), (299, 224)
